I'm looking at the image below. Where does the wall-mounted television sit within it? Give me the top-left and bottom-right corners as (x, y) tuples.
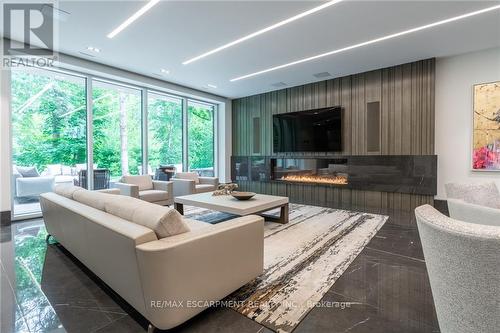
(273, 106), (342, 152)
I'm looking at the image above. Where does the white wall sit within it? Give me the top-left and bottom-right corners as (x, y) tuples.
(435, 47), (500, 199)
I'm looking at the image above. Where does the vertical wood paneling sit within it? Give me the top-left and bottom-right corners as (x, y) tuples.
(231, 59), (435, 211)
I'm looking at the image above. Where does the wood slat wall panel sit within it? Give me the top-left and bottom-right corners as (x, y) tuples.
(232, 59), (435, 211)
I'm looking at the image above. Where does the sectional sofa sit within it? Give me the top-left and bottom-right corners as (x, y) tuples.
(40, 186), (264, 331)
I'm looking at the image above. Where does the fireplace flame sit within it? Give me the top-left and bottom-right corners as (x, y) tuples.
(280, 174), (348, 185)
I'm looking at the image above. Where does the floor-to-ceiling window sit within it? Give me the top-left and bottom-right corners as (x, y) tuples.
(187, 100), (215, 176)
(11, 68), (87, 217)
(10, 67), (218, 219)
(92, 80), (142, 183)
(147, 92), (183, 173)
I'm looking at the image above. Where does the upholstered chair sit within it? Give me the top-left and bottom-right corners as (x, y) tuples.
(115, 175), (173, 206)
(415, 205), (500, 333)
(445, 182), (500, 226)
(171, 172), (219, 197)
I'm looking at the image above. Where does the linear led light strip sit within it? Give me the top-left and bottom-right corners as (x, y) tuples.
(230, 4), (500, 82)
(107, 0), (160, 39)
(182, 0), (345, 65)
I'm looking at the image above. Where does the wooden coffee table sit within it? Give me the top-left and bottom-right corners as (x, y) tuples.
(174, 192), (290, 224)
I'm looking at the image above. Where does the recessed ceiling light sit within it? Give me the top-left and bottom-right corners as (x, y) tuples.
(161, 68), (170, 74)
(230, 4), (500, 82)
(182, 0), (344, 65)
(207, 84), (217, 89)
(107, 0), (160, 39)
(87, 46), (100, 53)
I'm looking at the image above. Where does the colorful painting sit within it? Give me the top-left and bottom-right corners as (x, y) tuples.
(472, 81), (500, 170)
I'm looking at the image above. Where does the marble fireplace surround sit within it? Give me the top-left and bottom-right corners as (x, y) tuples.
(231, 155), (437, 196)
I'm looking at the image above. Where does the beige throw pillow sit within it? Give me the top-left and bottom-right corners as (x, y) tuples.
(132, 205), (190, 238)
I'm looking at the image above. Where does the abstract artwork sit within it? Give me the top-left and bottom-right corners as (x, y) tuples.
(472, 81), (500, 170)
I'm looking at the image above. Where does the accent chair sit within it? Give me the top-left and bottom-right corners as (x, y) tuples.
(115, 175), (173, 206)
(171, 172), (218, 197)
(415, 204), (500, 333)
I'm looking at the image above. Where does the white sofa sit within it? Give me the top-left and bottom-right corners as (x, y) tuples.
(12, 166), (55, 200)
(40, 187), (264, 331)
(115, 175), (174, 206)
(415, 205), (500, 333)
(172, 172), (219, 197)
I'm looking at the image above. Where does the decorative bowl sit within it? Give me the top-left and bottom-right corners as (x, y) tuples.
(231, 191), (256, 200)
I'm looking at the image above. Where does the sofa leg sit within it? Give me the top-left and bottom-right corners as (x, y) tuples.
(147, 323), (156, 333)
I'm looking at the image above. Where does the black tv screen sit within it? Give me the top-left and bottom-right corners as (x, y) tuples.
(273, 107), (342, 152)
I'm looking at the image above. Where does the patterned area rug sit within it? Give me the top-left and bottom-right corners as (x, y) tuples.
(184, 203), (388, 333)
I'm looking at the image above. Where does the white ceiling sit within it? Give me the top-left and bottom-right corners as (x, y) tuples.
(5, 0), (500, 98)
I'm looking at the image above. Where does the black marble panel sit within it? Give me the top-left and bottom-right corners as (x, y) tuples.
(347, 155), (437, 195)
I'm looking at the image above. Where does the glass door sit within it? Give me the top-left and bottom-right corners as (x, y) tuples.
(11, 68), (87, 218)
(91, 80), (142, 187)
(147, 92), (183, 175)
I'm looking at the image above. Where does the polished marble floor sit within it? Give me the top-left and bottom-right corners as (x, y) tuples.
(0, 205), (441, 333)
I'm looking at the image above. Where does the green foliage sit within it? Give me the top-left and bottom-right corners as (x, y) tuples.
(148, 97), (183, 167)
(188, 105), (214, 170)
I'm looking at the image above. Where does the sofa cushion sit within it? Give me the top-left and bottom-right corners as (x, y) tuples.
(175, 172), (199, 184)
(195, 184), (215, 193)
(121, 175), (153, 191)
(17, 166), (40, 178)
(104, 196), (190, 237)
(139, 190), (169, 203)
(73, 189), (111, 211)
(104, 196), (144, 221)
(54, 184), (84, 199)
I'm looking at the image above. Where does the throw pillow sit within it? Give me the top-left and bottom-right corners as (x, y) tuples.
(132, 204), (190, 238)
(16, 166), (40, 178)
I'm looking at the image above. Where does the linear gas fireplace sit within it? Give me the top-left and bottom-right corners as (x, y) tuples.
(231, 155), (437, 195)
(271, 158), (349, 186)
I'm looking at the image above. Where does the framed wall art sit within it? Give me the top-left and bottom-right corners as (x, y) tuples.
(472, 81), (500, 171)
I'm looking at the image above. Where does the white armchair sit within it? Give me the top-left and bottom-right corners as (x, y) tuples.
(415, 205), (500, 333)
(115, 175), (173, 206)
(172, 172), (218, 197)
